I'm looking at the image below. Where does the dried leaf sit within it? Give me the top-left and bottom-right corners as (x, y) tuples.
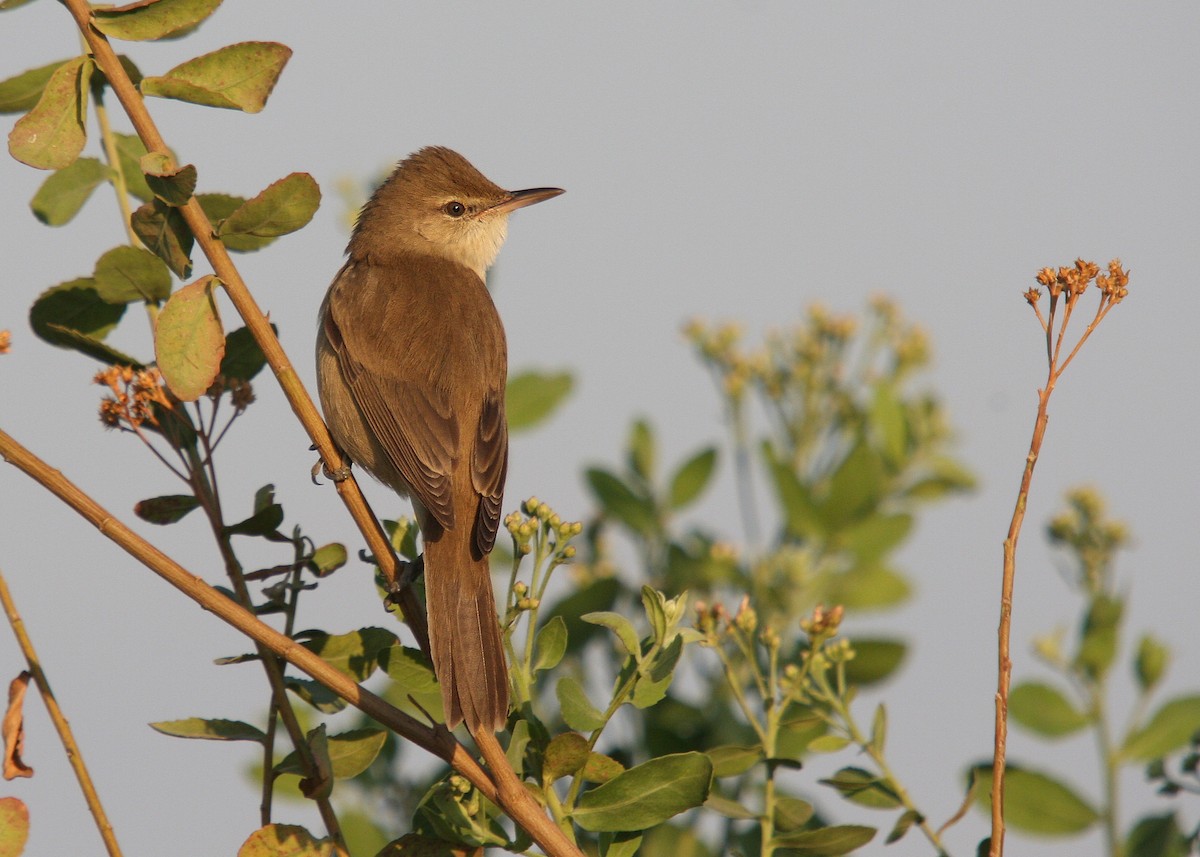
(3, 672), (33, 780)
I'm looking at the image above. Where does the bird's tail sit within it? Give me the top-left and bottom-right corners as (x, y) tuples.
(424, 534), (509, 732)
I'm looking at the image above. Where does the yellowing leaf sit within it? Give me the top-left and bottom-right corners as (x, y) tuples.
(155, 276), (224, 401)
(141, 41), (292, 113)
(93, 0), (224, 42)
(8, 56), (91, 170)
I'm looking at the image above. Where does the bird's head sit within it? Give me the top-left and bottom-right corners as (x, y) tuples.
(350, 146), (563, 279)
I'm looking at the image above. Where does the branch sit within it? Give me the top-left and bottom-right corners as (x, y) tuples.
(0, 427), (581, 857)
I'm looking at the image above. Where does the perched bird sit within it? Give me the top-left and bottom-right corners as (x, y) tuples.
(317, 147), (563, 732)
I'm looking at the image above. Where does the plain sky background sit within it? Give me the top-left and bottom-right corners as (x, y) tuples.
(2, 3), (1199, 855)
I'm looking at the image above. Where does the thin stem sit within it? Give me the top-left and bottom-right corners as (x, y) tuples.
(0, 570), (124, 857)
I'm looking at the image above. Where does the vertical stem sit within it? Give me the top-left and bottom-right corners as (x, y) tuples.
(0, 570), (124, 857)
(991, 378), (1054, 857)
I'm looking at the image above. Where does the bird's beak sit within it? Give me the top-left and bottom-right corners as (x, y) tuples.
(489, 187), (565, 215)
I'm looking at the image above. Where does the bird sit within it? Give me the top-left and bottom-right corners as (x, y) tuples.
(316, 146), (563, 732)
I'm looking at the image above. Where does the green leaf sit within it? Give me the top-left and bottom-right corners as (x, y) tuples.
(1135, 634), (1170, 693)
(819, 440), (884, 530)
(134, 494), (200, 525)
(583, 611), (641, 658)
(533, 616), (568, 672)
(903, 455), (977, 499)
(225, 486), (284, 538)
(572, 752), (712, 832)
(1126, 812), (1188, 857)
(544, 732), (589, 782)
(1076, 594), (1123, 679)
(284, 677), (347, 714)
(140, 152), (197, 206)
(132, 198), (193, 277)
(599, 831), (643, 857)
(703, 792), (756, 820)
(506, 370), (573, 431)
(1122, 696), (1200, 762)
(0, 59), (70, 114)
(380, 645), (438, 693)
(841, 513), (913, 565)
(828, 563), (910, 610)
(149, 717), (264, 742)
(309, 543), (347, 576)
(774, 795), (815, 831)
(668, 447), (717, 510)
(819, 766), (902, 809)
(842, 638), (907, 686)
(705, 744), (763, 778)
(30, 156), (112, 225)
(299, 628), (397, 682)
(586, 467), (657, 534)
(547, 576), (620, 655)
(1010, 682), (1089, 738)
(93, 0), (224, 41)
(970, 764), (1099, 835)
(219, 324), (273, 382)
(8, 56), (91, 170)
(763, 440), (819, 538)
(197, 191), (275, 251)
(218, 172), (320, 243)
(870, 382), (908, 466)
(142, 42), (291, 112)
(29, 277), (127, 351)
(640, 585), (668, 643)
(886, 809), (922, 845)
(770, 824), (876, 853)
(870, 703), (887, 756)
(113, 133), (156, 202)
(155, 275), (224, 401)
(627, 419), (656, 482)
(807, 734), (852, 754)
(93, 245), (173, 304)
(276, 728), (386, 780)
(556, 676), (605, 732)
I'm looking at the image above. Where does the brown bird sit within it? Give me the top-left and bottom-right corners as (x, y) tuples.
(317, 147), (563, 732)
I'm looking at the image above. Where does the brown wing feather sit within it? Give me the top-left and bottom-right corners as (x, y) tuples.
(472, 387), (508, 555)
(323, 262), (460, 531)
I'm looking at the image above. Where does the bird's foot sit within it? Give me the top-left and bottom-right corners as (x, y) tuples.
(310, 452), (352, 485)
(383, 554), (425, 606)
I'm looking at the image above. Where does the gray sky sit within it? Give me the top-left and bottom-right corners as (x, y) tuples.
(2, 3), (1199, 855)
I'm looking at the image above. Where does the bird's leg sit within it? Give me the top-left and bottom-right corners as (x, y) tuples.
(309, 443), (353, 485)
(384, 554), (425, 606)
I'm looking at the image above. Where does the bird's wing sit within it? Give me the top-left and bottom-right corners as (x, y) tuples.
(472, 386), (508, 555)
(323, 262), (458, 531)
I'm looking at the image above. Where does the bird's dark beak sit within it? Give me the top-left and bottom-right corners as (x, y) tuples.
(490, 187), (565, 215)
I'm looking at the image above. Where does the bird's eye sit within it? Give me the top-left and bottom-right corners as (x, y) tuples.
(442, 201), (466, 217)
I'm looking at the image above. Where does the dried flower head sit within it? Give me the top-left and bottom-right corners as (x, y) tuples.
(94, 365), (174, 430)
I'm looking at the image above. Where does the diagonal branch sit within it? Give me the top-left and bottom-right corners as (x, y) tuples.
(0, 426), (581, 857)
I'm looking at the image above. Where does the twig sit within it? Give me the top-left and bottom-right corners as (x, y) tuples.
(0, 569), (123, 857)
